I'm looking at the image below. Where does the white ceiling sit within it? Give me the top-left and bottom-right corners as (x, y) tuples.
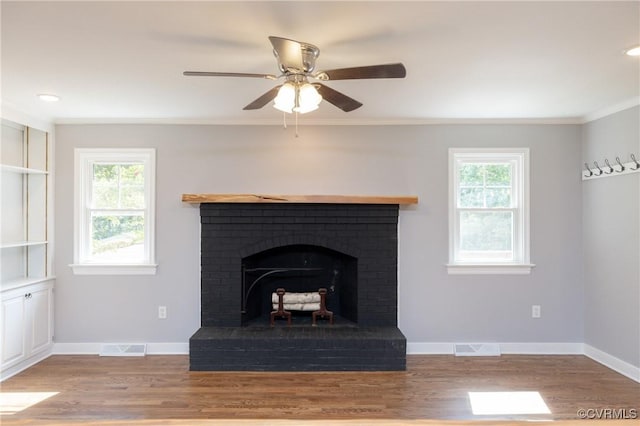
(2, 1), (639, 124)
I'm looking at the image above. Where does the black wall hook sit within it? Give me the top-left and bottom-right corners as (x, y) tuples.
(631, 154), (640, 171)
(615, 156), (625, 172)
(584, 162), (593, 177)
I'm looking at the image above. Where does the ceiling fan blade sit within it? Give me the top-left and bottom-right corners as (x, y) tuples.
(316, 84), (363, 112)
(243, 85), (282, 110)
(184, 71), (277, 80)
(319, 63), (406, 80)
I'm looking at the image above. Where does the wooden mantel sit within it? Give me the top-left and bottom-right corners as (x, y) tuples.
(181, 194), (418, 205)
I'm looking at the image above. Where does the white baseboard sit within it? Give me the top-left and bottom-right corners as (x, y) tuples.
(500, 342), (583, 355)
(407, 342), (583, 355)
(584, 344), (640, 383)
(52, 342), (101, 354)
(53, 342), (189, 355)
(407, 342), (454, 354)
(1, 349), (52, 382)
(146, 342), (189, 354)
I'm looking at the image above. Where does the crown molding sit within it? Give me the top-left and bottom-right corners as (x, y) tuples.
(42, 99), (640, 127)
(0, 101), (55, 132)
(581, 97), (640, 124)
(53, 116), (583, 126)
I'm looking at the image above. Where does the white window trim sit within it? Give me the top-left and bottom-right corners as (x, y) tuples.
(70, 148), (157, 275)
(447, 148), (534, 275)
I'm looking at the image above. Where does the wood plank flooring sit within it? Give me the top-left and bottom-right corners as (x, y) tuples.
(0, 354), (638, 425)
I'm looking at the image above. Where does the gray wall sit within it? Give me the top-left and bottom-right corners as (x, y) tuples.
(582, 106), (640, 367)
(54, 123), (583, 346)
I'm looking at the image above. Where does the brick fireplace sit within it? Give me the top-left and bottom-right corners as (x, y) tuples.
(186, 194), (417, 371)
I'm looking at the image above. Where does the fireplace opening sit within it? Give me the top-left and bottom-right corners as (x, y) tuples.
(241, 244), (357, 326)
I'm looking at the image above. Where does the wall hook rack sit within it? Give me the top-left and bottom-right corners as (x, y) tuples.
(583, 153), (640, 181)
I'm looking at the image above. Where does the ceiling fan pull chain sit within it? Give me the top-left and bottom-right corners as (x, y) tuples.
(282, 111), (287, 129)
(295, 111), (299, 138)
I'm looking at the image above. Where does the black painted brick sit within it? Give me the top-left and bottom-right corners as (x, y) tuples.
(190, 326), (406, 371)
(195, 203), (403, 370)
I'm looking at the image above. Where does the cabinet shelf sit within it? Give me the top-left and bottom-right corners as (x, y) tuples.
(0, 241), (48, 249)
(1, 276), (55, 292)
(0, 164), (48, 174)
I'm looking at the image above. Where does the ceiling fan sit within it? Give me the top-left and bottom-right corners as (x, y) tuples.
(183, 36), (406, 114)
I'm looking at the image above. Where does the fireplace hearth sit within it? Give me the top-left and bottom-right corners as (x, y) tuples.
(187, 197), (415, 371)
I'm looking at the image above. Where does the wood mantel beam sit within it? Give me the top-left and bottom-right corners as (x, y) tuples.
(181, 194), (418, 205)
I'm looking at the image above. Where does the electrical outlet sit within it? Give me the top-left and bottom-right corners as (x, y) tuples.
(532, 305), (541, 318)
(158, 305), (167, 319)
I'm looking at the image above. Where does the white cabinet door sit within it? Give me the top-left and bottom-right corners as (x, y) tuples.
(1, 291), (27, 367)
(1, 282), (53, 372)
(28, 286), (52, 354)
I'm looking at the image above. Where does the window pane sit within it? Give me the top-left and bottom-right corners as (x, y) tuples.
(90, 213), (145, 261)
(92, 164), (119, 208)
(120, 186), (145, 209)
(485, 164), (511, 186)
(92, 186), (118, 209)
(92, 163), (145, 209)
(459, 188), (484, 207)
(93, 164), (118, 184)
(485, 188), (511, 208)
(459, 164), (483, 185)
(120, 164), (144, 185)
(459, 211), (513, 260)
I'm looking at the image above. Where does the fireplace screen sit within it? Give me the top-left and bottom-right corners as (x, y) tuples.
(241, 244), (357, 326)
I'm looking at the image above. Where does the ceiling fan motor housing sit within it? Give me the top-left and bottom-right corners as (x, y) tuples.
(300, 43), (320, 73)
(270, 36), (320, 75)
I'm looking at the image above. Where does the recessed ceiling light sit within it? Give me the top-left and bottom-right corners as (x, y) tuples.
(625, 46), (640, 56)
(37, 94), (60, 102)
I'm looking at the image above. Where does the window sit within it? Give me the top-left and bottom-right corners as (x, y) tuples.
(448, 148), (533, 274)
(71, 148), (156, 275)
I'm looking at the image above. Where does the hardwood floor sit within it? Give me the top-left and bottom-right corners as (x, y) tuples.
(0, 355), (638, 425)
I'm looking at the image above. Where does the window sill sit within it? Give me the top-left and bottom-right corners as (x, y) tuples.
(446, 263), (535, 275)
(70, 263), (158, 275)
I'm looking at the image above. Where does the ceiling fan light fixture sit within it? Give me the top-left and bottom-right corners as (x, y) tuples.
(273, 83), (296, 113)
(273, 81), (323, 114)
(293, 83), (322, 114)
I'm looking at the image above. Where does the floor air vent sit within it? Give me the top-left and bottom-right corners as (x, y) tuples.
(99, 344), (146, 357)
(454, 343), (501, 357)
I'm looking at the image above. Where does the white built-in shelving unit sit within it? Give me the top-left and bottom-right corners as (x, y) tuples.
(1, 118), (54, 380)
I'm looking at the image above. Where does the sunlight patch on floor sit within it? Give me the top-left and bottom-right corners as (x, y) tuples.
(0, 391), (59, 415)
(468, 391), (551, 415)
